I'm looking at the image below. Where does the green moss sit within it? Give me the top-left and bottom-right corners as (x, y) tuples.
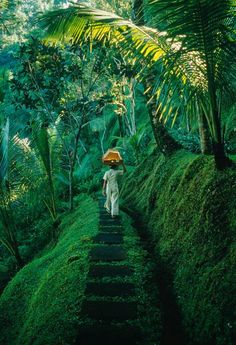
(0, 195), (99, 345)
(121, 150), (236, 345)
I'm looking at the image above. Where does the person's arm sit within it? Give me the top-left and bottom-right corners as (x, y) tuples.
(102, 179), (107, 196)
(117, 161), (127, 176)
(122, 161), (127, 173)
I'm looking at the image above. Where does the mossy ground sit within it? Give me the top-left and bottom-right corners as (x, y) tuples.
(0, 195), (99, 345)
(0, 193), (161, 345)
(1, 150), (235, 345)
(121, 150), (236, 345)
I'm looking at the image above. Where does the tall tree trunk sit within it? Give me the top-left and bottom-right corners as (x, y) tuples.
(132, 0), (180, 155)
(129, 78), (137, 135)
(206, 63), (232, 169)
(69, 112), (86, 211)
(198, 112), (212, 154)
(147, 98), (181, 155)
(211, 108), (232, 169)
(69, 156), (74, 211)
(12, 242), (24, 269)
(118, 115), (124, 137)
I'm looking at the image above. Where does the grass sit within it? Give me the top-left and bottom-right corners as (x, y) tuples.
(0, 192), (161, 345)
(0, 194), (99, 345)
(121, 150), (236, 345)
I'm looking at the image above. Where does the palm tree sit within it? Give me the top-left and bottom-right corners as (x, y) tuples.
(0, 118), (24, 268)
(132, 0), (181, 155)
(40, 1), (236, 169)
(33, 123), (58, 226)
(146, 0), (235, 167)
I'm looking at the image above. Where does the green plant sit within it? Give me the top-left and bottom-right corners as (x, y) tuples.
(41, 1), (236, 168)
(0, 119), (23, 267)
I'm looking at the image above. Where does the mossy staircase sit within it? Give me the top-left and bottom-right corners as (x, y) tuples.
(76, 197), (143, 345)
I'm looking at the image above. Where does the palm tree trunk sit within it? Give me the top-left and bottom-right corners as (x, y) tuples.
(12, 243), (24, 269)
(69, 157), (74, 211)
(211, 110), (232, 169)
(206, 66), (232, 169)
(132, 0), (180, 155)
(147, 99), (181, 155)
(69, 113), (85, 211)
(198, 112), (212, 154)
(118, 115), (124, 137)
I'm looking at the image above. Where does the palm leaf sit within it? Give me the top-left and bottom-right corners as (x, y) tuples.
(146, 0), (236, 140)
(41, 1), (236, 148)
(40, 4), (207, 126)
(40, 3), (190, 130)
(0, 118), (9, 184)
(33, 124), (57, 221)
(40, 3), (166, 65)
(148, 0), (236, 80)
(0, 0), (9, 10)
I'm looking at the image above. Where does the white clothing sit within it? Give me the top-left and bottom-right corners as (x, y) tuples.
(103, 169), (123, 216)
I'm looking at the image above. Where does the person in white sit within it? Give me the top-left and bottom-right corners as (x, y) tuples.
(102, 162), (127, 218)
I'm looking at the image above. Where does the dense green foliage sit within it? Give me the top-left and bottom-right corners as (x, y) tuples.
(0, 195), (99, 345)
(0, 1), (235, 344)
(41, 0), (236, 167)
(121, 151), (236, 345)
(0, 194), (162, 345)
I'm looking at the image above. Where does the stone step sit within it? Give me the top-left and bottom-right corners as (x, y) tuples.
(94, 233), (124, 244)
(81, 300), (138, 321)
(99, 214), (111, 219)
(90, 246), (126, 262)
(88, 264), (133, 278)
(99, 226), (123, 234)
(100, 215), (121, 220)
(100, 219), (121, 226)
(99, 212), (112, 217)
(76, 324), (142, 345)
(100, 212), (120, 216)
(85, 282), (135, 297)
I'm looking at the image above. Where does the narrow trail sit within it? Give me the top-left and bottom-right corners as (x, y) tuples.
(76, 197), (145, 345)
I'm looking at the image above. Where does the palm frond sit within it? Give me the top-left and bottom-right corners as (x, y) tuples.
(40, 3), (166, 64)
(41, 1), (236, 151)
(148, 0), (236, 88)
(0, 118), (9, 184)
(0, 0), (9, 10)
(146, 0), (236, 140)
(33, 124), (57, 220)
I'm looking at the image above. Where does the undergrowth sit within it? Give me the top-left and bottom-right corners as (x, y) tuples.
(121, 150), (236, 345)
(0, 195), (99, 345)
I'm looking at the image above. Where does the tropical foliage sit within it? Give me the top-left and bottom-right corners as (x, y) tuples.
(0, 2), (235, 345)
(41, 0), (236, 168)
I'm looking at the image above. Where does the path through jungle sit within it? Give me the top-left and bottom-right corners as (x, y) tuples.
(76, 196), (186, 345)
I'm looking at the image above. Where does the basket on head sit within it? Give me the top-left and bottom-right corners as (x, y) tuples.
(102, 149), (123, 166)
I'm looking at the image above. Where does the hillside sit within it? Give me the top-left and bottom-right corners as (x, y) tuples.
(121, 150), (236, 345)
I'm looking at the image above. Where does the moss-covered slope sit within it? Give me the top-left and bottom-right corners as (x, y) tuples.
(0, 195), (99, 345)
(121, 150), (236, 345)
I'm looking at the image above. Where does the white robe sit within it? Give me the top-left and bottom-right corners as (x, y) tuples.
(103, 168), (123, 216)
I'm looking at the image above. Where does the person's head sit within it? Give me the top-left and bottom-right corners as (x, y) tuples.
(109, 164), (117, 169)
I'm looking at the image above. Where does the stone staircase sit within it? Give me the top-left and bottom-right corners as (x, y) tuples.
(76, 197), (143, 345)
